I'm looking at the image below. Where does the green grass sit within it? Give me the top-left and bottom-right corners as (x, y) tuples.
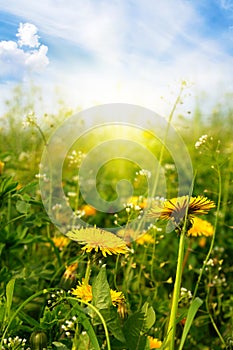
(0, 87), (232, 349)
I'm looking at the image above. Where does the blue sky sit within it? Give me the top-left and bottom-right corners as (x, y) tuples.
(0, 0), (233, 116)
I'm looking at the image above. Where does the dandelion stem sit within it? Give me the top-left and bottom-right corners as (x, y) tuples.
(68, 297), (111, 350)
(165, 227), (186, 350)
(182, 239), (193, 274)
(113, 255), (120, 290)
(84, 257), (92, 285)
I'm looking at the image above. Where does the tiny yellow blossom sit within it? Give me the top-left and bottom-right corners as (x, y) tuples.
(148, 336), (162, 349)
(136, 232), (155, 245)
(52, 236), (70, 250)
(81, 204), (97, 216)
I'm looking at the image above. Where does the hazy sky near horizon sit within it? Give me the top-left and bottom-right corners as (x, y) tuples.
(1, 0), (233, 117)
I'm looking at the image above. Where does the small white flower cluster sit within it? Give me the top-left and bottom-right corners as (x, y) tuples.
(52, 203), (62, 211)
(2, 336), (29, 349)
(180, 287), (192, 299)
(164, 163), (176, 171)
(195, 134), (208, 149)
(47, 289), (65, 307)
(22, 112), (36, 128)
(35, 173), (49, 182)
(113, 213), (119, 226)
(67, 150), (86, 167)
(147, 223), (158, 230)
(136, 169), (152, 178)
(61, 316), (77, 337)
(67, 191), (77, 198)
(123, 202), (143, 216)
(206, 258), (215, 267)
(74, 209), (85, 218)
(212, 274), (227, 287)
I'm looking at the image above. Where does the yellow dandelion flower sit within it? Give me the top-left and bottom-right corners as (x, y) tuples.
(71, 281), (92, 302)
(110, 289), (125, 307)
(136, 232), (155, 245)
(187, 217), (214, 237)
(149, 196), (215, 226)
(148, 336), (162, 349)
(66, 227), (129, 257)
(72, 281), (126, 307)
(52, 236), (70, 250)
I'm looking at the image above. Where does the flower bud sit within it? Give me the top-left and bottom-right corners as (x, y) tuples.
(30, 331), (47, 350)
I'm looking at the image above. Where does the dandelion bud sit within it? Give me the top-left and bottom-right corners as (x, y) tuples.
(30, 331), (47, 350)
(59, 263), (78, 290)
(117, 302), (128, 318)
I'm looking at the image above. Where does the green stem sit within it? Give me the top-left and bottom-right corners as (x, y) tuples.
(192, 163), (222, 300)
(205, 288), (226, 346)
(84, 257), (92, 285)
(165, 229), (186, 350)
(7, 194), (11, 233)
(113, 255), (120, 290)
(67, 297), (111, 350)
(150, 227), (157, 283)
(164, 175), (194, 350)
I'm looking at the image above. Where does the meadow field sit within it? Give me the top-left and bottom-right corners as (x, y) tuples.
(0, 87), (232, 350)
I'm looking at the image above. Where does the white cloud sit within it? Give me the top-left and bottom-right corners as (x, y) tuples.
(25, 45), (49, 70)
(0, 23), (49, 79)
(16, 22), (40, 48)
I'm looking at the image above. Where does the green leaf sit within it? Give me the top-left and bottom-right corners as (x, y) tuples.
(0, 243), (5, 257)
(123, 311), (146, 350)
(16, 200), (31, 213)
(19, 311), (41, 329)
(6, 279), (15, 321)
(75, 330), (97, 350)
(74, 305), (101, 350)
(100, 307), (126, 343)
(52, 342), (69, 350)
(17, 181), (37, 194)
(92, 266), (125, 343)
(141, 302), (156, 332)
(92, 265), (112, 310)
(123, 303), (155, 350)
(0, 177), (18, 198)
(178, 297), (203, 350)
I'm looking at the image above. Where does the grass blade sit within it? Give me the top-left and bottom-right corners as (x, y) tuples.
(6, 278), (15, 321)
(178, 297), (203, 350)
